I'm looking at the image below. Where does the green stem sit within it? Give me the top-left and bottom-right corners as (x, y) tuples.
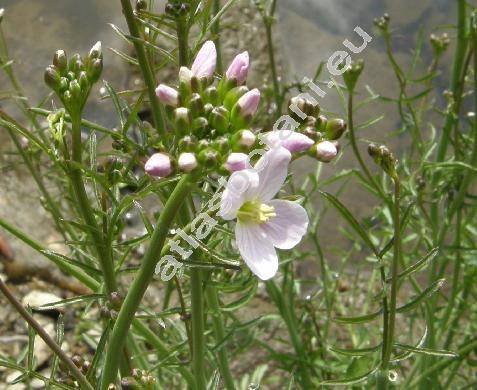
(266, 280), (313, 389)
(119, 0), (165, 134)
(212, 0), (223, 74)
(190, 267), (207, 389)
(100, 174), (195, 389)
(379, 178), (400, 383)
(0, 279), (95, 390)
(205, 280), (235, 390)
(176, 14), (189, 67)
(70, 113), (117, 295)
(263, 0), (281, 115)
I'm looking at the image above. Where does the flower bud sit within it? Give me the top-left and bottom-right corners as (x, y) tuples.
(212, 136), (229, 153)
(343, 59), (364, 91)
(145, 153), (173, 177)
(69, 53), (83, 74)
(289, 96), (319, 119)
(315, 141), (338, 162)
(44, 66), (61, 90)
(53, 50), (67, 73)
(224, 152), (248, 172)
(368, 143), (397, 178)
(231, 88), (260, 128)
(263, 130), (314, 153)
(198, 148), (219, 169)
(325, 118), (347, 140)
(192, 117), (209, 136)
(191, 40), (216, 79)
(155, 84), (179, 107)
(178, 135), (196, 151)
(88, 58), (103, 83)
(189, 93), (204, 116)
(69, 79), (82, 100)
(0, 9), (4, 24)
(174, 107), (191, 134)
(78, 71), (89, 90)
(89, 41), (102, 60)
(223, 86), (249, 111)
(315, 115), (328, 132)
(232, 129), (256, 150)
(178, 152), (198, 172)
(203, 86), (219, 106)
(225, 51), (249, 85)
(210, 106), (230, 134)
(136, 0), (148, 11)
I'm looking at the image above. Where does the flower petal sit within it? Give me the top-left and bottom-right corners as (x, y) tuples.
(235, 222), (278, 280)
(260, 199), (309, 249)
(219, 169), (259, 220)
(262, 130), (314, 153)
(253, 146), (291, 202)
(191, 40), (217, 78)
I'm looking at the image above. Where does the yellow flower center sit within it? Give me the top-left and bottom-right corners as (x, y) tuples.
(237, 200), (276, 224)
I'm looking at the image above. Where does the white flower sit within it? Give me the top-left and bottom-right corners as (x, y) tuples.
(219, 147), (309, 280)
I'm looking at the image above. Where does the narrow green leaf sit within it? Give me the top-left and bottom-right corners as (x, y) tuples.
(320, 191), (379, 257)
(387, 248), (439, 282)
(334, 309), (382, 324)
(320, 365), (379, 386)
(397, 279), (445, 313)
(329, 344), (381, 357)
(37, 294), (105, 310)
(394, 343), (458, 358)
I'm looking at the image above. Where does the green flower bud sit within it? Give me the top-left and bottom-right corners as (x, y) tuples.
(198, 148), (219, 169)
(88, 58), (103, 83)
(368, 143), (397, 179)
(69, 53), (83, 74)
(69, 79), (82, 101)
(192, 117), (208, 136)
(189, 93), (204, 117)
(78, 71), (89, 91)
(289, 96), (320, 119)
(53, 50), (67, 74)
(212, 136), (229, 154)
(174, 107), (191, 134)
(303, 126), (320, 141)
(342, 59), (364, 92)
(197, 139), (210, 151)
(231, 129), (256, 151)
(179, 135), (197, 151)
(63, 90), (73, 106)
(204, 86), (219, 106)
(325, 118), (347, 140)
(89, 41), (102, 61)
(59, 77), (69, 92)
(44, 66), (61, 90)
(0, 9), (4, 24)
(203, 103), (214, 116)
(315, 115), (328, 132)
(223, 86), (249, 111)
(136, 0), (148, 10)
(210, 106), (230, 134)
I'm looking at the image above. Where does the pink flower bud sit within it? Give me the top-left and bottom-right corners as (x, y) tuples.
(155, 84), (179, 106)
(237, 88), (260, 116)
(178, 152), (198, 172)
(262, 130), (314, 153)
(315, 141), (338, 162)
(225, 153), (249, 172)
(145, 153), (173, 177)
(179, 66), (192, 84)
(226, 51), (249, 85)
(239, 129), (256, 147)
(191, 40), (216, 79)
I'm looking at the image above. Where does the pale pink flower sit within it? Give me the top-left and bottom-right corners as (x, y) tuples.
(262, 130), (314, 153)
(237, 88), (260, 116)
(178, 152), (198, 172)
(315, 141), (338, 162)
(219, 147), (309, 280)
(226, 51), (250, 85)
(145, 153), (172, 177)
(225, 153), (249, 172)
(191, 40), (217, 78)
(155, 84), (179, 106)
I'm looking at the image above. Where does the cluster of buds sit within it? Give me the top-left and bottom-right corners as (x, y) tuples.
(145, 41), (262, 177)
(430, 33), (450, 57)
(373, 13), (390, 32)
(71, 355), (91, 375)
(44, 42), (103, 114)
(368, 143), (398, 179)
(120, 369), (156, 390)
(281, 96), (346, 163)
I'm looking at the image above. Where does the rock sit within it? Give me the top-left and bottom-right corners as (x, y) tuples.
(5, 371), (26, 389)
(32, 315), (56, 367)
(22, 291), (63, 315)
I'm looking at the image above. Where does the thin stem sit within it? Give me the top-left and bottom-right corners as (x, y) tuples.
(205, 279), (235, 390)
(0, 279), (94, 390)
(100, 174), (195, 389)
(176, 14), (189, 67)
(190, 267), (207, 389)
(119, 0), (165, 134)
(263, 0), (281, 115)
(212, 0), (223, 74)
(70, 113), (117, 295)
(383, 179), (400, 365)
